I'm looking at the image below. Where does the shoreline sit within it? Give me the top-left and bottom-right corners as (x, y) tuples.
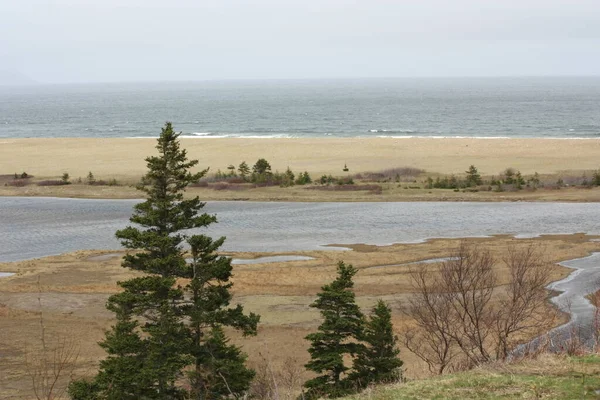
(2, 185), (600, 202)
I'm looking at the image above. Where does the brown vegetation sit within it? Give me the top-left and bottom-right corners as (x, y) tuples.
(0, 235), (599, 398)
(403, 242), (556, 374)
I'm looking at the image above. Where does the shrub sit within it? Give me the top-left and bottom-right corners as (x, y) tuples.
(355, 167), (425, 182)
(306, 184), (382, 194)
(252, 158), (272, 175)
(37, 180), (68, 186)
(7, 179), (28, 187)
(295, 171), (312, 185)
(87, 172), (96, 185)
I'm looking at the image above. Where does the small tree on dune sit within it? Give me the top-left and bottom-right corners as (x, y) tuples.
(351, 300), (403, 387)
(282, 167), (295, 187)
(87, 171), (96, 185)
(252, 158), (271, 175)
(303, 261), (365, 399)
(238, 161), (250, 180)
(465, 165), (482, 187)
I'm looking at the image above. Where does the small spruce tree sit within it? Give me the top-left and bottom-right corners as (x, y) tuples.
(283, 167), (295, 187)
(87, 171), (96, 185)
(238, 161), (250, 180)
(69, 122), (259, 399)
(304, 261), (365, 399)
(351, 300), (403, 388)
(465, 165), (482, 187)
(252, 158), (272, 175)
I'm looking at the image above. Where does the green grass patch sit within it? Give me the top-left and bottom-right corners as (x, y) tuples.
(344, 355), (600, 399)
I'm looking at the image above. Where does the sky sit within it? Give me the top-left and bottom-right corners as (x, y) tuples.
(1, 0), (599, 83)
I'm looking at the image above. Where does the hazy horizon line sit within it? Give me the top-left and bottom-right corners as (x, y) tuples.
(3, 73), (600, 87)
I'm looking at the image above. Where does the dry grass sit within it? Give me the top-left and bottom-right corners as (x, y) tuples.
(1, 236), (599, 399)
(3, 178), (600, 202)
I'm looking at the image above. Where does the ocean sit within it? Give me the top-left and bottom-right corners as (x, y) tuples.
(1, 77), (599, 139)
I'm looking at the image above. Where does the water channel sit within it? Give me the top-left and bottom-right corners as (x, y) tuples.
(1, 197), (599, 347)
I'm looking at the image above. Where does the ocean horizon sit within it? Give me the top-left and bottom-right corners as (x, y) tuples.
(1, 76), (599, 139)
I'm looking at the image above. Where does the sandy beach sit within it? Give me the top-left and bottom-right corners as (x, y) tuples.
(2, 137), (600, 201)
(2, 137), (600, 180)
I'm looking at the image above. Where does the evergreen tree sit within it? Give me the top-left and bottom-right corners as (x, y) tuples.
(70, 123), (259, 399)
(283, 167), (295, 187)
(183, 234), (259, 398)
(87, 171), (96, 185)
(351, 300), (403, 388)
(303, 262), (365, 399)
(252, 158), (272, 175)
(465, 165), (482, 187)
(237, 161), (250, 180)
(188, 326), (255, 399)
(296, 171), (312, 185)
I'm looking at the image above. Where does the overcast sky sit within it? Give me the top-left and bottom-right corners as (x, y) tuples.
(1, 0), (599, 83)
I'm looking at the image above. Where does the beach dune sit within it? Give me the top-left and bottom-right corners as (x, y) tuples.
(1, 138), (599, 181)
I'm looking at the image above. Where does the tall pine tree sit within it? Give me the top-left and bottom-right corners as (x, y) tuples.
(70, 123), (259, 399)
(351, 300), (403, 388)
(303, 261), (365, 399)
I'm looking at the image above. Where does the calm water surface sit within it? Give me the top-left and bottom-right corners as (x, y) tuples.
(2, 197), (600, 263)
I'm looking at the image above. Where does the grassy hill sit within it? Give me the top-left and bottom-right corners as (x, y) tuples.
(344, 354), (600, 400)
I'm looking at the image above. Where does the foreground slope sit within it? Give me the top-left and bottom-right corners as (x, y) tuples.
(345, 354), (600, 400)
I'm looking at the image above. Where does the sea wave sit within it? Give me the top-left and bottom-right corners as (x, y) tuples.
(368, 129), (415, 134)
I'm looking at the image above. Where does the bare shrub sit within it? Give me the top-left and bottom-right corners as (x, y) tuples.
(211, 183), (250, 191)
(356, 167), (425, 182)
(25, 276), (79, 400)
(7, 179), (29, 187)
(37, 180), (68, 186)
(493, 244), (556, 359)
(249, 352), (304, 400)
(190, 180), (209, 187)
(403, 267), (458, 374)
(404, 242), (556, 374)
(306, 184), (382, 193)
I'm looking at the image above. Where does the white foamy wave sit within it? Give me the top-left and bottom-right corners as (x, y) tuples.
(363, 135), (514, 139)
(190, 132), (213, 136)
(242, 134), (294, 139)
(179, 134), (231, 139)
(368, 129), (415, 134)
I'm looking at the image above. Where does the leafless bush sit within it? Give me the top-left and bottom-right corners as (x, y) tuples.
(37, 180), (68, 186)
(25, 276), (80, 400)
(355, 167), (425, 182)
(211, 183), (251, 191)
(590, 288), (600, 351)
(403, 268), (458, 374)
(306, 184), (382, 193)
(403, 242), (556, 374)
(190, 180), (209, 187)
(249, 352), (304, 400)
(6, 179), (29, 187)
(493, 244), (556, 359)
